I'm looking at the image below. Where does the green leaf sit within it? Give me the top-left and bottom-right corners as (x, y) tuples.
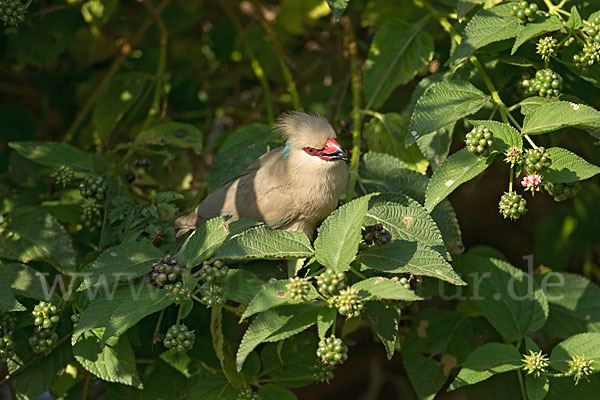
(9, 141), (94, 172)
(136, 122), (203, 153)
(448, 343), (522, 390)
(363, 113), (429, 173)
(0, 278), (24, 312)
(314, 194), (375, 272)
(80, 241), (163, 290)
(549, 333), (600, 374)
(359, 240), (465, 285)
(450, 3), (522, 63)
(73, 284), (172, 345)
(511, 16), (564, 54)
(363, 18), (433, 109)
(73, 328), (143, 388)
(458, 0), (484, 19)
(544, 147), (600, 183)
(519, 96), (553, 115)
(522, 101), (600, 135)
(363, 302), (401, 360)
(317, 307), (336, 339)
(236, 304), (321, 371)
(424, 148), (495, 212)
(408, 81), (489, 144)
(469, 120), (523, 155)
(453, 253), (549, 342)
(258, 384), (297, 400)
(216, 225), (314, 261)
(430, 199), (464, 253)
(208, 123), (278, 191)
(222, 269), (265, 305)
(325, 0), (348, 22)
(188, 374), (238, 399)
(537, 272), (600, 339)
(0, 207), (76, 272)
(210, 306), (247, 388)
(526, 374), (550, 400)
(241, 279), (319, 320)
(92, 72), (153, 139)
(0, 262), (51, 301)
(259, 332), (318, 388)
(415, 122), (454, 171)
(568, 6), (582, 30)
(366, 195), (445, 251)
(351, 277), (422, 301)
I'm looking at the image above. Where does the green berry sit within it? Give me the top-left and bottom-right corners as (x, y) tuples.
(32, 301), (60, 329)
(312, 361), (335, 383)
(317, 336), (349, 366)
(286, 277), (311, 300)
(499, 191), (527, 221)
(333, 287), (364, 319)
(0, 0), (27, 27)
(163, 324), (194, 354)
(544, 181), (580, 202)
(316, 268), (346, 296)
(236, 388), (260, 400)
(536, 36), (557, 61)
(200, 284), (225, 308)
(524, 147), (552, 173)
(465, 126), (495, 156)
(52, 165), (75, 187)
(199, 261), (229, 284)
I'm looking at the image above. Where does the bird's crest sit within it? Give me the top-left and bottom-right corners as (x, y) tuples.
(275, 112), (335, 150)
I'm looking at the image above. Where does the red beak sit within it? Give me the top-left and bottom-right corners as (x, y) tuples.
(321, 139), (348, 161)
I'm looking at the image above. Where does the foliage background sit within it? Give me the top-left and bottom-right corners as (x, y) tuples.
(1, 0), (600, 399)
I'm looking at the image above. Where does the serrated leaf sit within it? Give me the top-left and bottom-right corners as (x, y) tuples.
(92, 72), (152, 139)
(325, 0), (348, 22)
(258, 384), (297, 400)
(208, 124), (278, 191)
(73, 284), (172, 345)
(136, 122), (203, 153)
(549, 333), (600, 374)
(453, 253), (549, 342)
(9, 141), (94, 171)
(352, 277), (422, 301)
(544, 147), (600, 183)
(416, 122), (454, 171)
(216, 225), (314, 261)
(366, 195), (445, 251)
(448, 343), (522, 390)
(73, 328), (143, 388)
(450, 3), (523, 64)
(568, 6), (582, 30)
(526, 374), (550, 400)
(236, 304), (321, 371)
(314, 194), (374, 271)
(408, 81), (489, 144)
(363, 18), (433, 110)
(0, 207), (76, 272)
(241, 279), (319, 320)
(519, 96), (553, 115)
(424, 148), (494, 212)
(536, 272), (600, 339)
(80, 241), (163, 290)
(512, 16), (563, 54)
(363, 302), (401, 360)
(359, 240), (465, 285)
(469, 120), (523, 155)
(522, 101), (600, 135)
(0, 278), (24, 312)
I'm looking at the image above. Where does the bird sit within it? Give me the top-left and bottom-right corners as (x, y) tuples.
(175, 111), (349, 239)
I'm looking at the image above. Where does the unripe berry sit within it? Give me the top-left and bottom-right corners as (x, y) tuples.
(499, 192), (527, 221)
(465, 126), (495, 157)
(317, 336), (349, 366)
(163, 324), (195, 354)
(316, 268), (346, 296)
(524, 147), (552, 173)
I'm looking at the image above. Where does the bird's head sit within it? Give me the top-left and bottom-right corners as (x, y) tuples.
(275, 112), (348, 163)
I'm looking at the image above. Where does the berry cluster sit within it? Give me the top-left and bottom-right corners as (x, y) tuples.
(362, 224), (392, 247)
(52, 165), (75, 187)
(316, 336), (348, 366)
(525, 147), (552, 173)
(198, 260), (228, 308)
(164, 282), (191, 304)
(499, 192), (527, 221)
(80, 176), (107, 232)
(333, 287), (364, 319)
(0, 313), (16, 361)
(544, 181), (580, 202)
(29, 329), (59, 354)
(573, 41), (600, 66)
(311, 361), (334, 383)
(32, 301), (60, 330)
(316, 269), (346, 296)
(536, 36), (557, 61)
(510, 1), (538, 23)
(163, 324), (195, 354)
(150, 255), (182, 288)
(567, 354), (594, 385)
(465, 126), (495, 157)
(236, 388), (260, 400)
(0, 0), (26, 27)
(523, 69), (562, 98)
(286, 277), (310, 300)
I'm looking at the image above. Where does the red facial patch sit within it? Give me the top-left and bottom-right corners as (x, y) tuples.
(303, 139), (346, 161)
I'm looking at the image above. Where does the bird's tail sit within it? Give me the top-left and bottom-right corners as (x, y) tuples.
(174, 212), (202, 237)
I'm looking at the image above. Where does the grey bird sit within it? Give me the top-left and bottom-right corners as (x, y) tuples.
(175, 112), (349, 239)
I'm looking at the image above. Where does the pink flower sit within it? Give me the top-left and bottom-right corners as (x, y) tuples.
(522, 174), (542, 194)
(531, 175), (542, 186)
(521, 176), (533, 187)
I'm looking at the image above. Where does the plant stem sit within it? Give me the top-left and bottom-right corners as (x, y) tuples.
(509, 166), (514, 192)
(342, 16), (362, 201)
(349, 265), (367, 280)
(470, 56), (504, 106)
(516, 368), (528, 400)
(524, 134), (538, 149)
(176, 303), (183, 325)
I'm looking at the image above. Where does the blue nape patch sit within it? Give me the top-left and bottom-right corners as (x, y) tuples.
(283, 141), (291, 159)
